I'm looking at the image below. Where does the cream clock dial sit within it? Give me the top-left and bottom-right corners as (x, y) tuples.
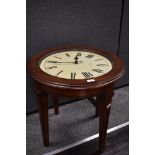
(39, 50), (112, 79)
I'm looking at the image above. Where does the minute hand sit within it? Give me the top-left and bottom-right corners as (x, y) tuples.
(47, 61), (82, 64)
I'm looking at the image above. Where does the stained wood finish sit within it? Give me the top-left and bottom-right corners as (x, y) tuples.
(88, 97), (99, 117)
(28, 45), (125, 90)
(35, 83), (49, 146)
(52, 95), (59, 115)
(96, 99), (99, 117)
(98, 86), (114, 153)
(28, 45), (125, 153)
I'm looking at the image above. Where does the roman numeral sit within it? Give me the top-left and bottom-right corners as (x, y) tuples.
(86, 54), (94, 58)
(71, 72), (76, 79)
(92, 69), (103, 73)
(46, 66), (57, 70)
(95, 59), (104, 61)
(77, 52), (81, 56)
(65, 53), (70, 57)
(82, 72), (93, 79)
(57, 70), (63, 75)
(96, 64), (108, 66)
(54, 56), (62, 59)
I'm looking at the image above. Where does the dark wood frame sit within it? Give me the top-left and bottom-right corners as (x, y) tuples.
(28, 45), (125, 153)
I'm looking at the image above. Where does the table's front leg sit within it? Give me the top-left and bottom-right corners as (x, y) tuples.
(35, 87), (49, 146)
(98, 88), (114, 153)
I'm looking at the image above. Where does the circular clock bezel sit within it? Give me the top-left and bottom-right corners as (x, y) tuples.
(28, 46), (125, 88)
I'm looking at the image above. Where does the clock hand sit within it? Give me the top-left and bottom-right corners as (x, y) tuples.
(74, 53), (79, 64)
(47, 61), (82, 64)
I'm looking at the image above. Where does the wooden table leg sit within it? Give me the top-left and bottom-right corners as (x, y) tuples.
(98, 88), (114, 153)
(52, 95), (59, 115)
(95, 97), (99, 117)
(88, 97), (98, 117)
(35, 87), (49, 146)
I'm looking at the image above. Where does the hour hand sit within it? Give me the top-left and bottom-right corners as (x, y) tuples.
(74, 54), (79, 64)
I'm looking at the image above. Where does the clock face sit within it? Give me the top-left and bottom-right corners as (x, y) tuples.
(39, 50), (112, 80)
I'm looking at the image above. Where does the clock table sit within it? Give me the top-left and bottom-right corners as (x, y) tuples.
(28, 46), (125, 153)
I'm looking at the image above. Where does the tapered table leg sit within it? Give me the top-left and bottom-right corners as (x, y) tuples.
(88, 97), (99, 117)
(36, 89), (49, 146)
(95, 97), (99, 117)
(98, 88), (114, 153)
(52, 95), (59, 115)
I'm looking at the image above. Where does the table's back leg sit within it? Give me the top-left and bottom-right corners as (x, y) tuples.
(88, 97), (99, 117)
(95, 97), (99, 117)
(35, 85), (49, 146)
(52, 95), (59, 115)
(98, 88), (114, 153)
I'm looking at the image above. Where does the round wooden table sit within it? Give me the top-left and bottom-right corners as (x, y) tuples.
(28, 45), (125, 153)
